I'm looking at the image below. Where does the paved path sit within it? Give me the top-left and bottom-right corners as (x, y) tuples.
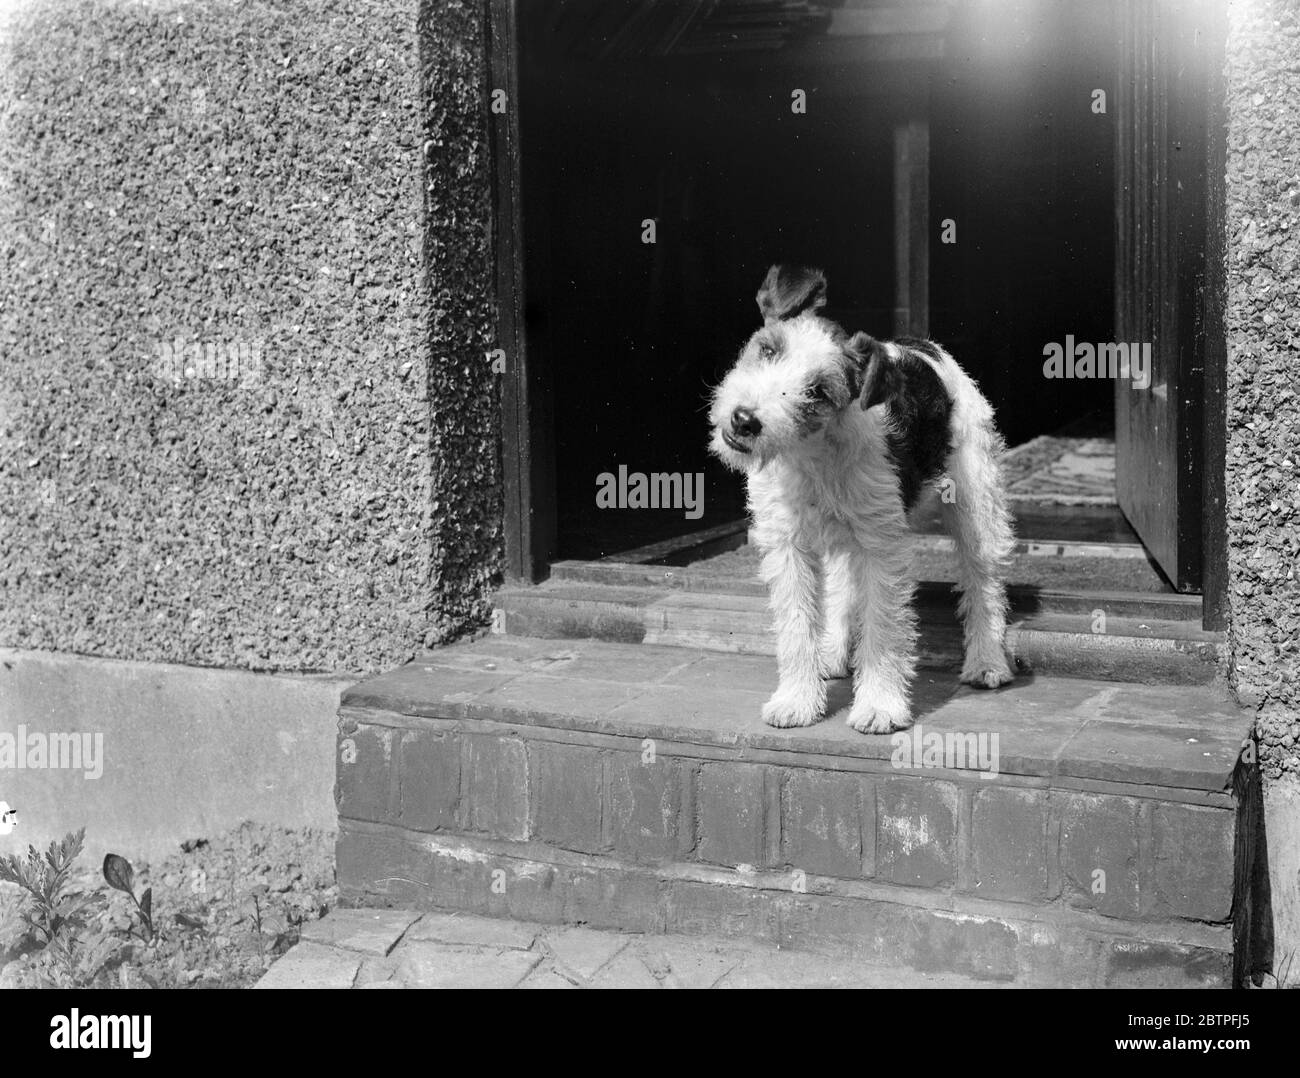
(256, 907), (998, 988)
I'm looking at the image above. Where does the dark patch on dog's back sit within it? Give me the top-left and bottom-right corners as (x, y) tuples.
(883, 340), (953, 509)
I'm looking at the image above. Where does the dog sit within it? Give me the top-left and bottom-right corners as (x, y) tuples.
(708, 265), (1015, 734)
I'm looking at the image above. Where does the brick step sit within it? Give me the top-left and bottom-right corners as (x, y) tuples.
(494, 581), (1223, 685)
(336, 636), (1255, 987)
(550, 558), (1202, 621)
(625, 529), (1177, 593)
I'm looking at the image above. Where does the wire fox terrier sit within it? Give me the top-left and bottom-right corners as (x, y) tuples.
(709, 265), (1015, 734)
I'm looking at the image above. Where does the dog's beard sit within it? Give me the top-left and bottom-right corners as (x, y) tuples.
(709, 429), (761, 473)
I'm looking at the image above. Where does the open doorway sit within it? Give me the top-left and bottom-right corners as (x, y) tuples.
(503, 0), (1224, 620)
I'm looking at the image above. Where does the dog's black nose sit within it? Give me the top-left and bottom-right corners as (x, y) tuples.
(731, 408), (762, 437)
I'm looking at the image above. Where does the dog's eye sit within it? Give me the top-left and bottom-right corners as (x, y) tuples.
(809, 382), (830, 402)
(757, 340), (776, 359)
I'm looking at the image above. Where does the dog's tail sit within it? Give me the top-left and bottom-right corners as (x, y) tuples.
(925, 347), (1015, 683)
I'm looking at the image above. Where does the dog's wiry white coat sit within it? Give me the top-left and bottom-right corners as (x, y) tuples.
(710, 290), (1014, 734)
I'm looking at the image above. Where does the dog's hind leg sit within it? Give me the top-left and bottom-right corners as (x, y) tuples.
(940, 407), (1016, 689)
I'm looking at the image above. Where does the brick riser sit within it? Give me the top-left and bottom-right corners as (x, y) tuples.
(335, 638), (1247, 987)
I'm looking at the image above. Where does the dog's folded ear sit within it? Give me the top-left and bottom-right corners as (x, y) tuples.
(845, 331), (898, 410)
(756, 265), (828, 323)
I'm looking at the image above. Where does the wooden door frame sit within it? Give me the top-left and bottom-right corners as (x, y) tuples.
(489, 0), (553, 583)
(1199, 0), (1229, 632)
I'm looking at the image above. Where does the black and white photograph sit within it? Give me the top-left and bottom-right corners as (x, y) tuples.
(0, 0), (1296, 1042)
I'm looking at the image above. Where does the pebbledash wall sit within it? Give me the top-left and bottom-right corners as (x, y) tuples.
(1225, 1), (1300, 785)
(1223, 0), (1300, 972)
(0, 0), (500, 857)
(0, 0), (1297, 960)
(1, 0), (499, 673)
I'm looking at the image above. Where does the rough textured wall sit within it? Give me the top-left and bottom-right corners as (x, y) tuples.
(1224, 0), (1300, 781)
(0, 0), (501, 674)
(419, 0), (501, 641)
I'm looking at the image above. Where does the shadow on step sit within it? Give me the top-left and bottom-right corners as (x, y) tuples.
(1233, 756), (1275, 989)
(823, 666), (1040, 729)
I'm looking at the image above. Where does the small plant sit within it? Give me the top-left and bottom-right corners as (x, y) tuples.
(0, 829), (122, 988)
(245, 883), (297, 963)
(102, 853), (154, 943)
(249, 884), (267, 959)
(1, 822), (334, 990)
(0, 828), (94, 947)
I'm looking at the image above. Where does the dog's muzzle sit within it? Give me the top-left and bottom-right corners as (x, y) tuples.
(722, 407), (760, 453)
(721, 429), (750, 454)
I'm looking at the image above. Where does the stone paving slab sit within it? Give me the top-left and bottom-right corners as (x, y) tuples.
(588, 949), (663, 989)
(519, 965), (580, 989)
(256, 908), (1008, 989)
(254, 941), (362, 990)
(387, 942), (543, 989)
(636, 936), (742, 988)
(297, 907), (420, 956)
(544, 925), (631, 979)
(405, 910), (539, 950)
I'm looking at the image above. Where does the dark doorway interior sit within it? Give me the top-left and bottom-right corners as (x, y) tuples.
(519, 1), (1119, 561)
(930, 1), (1117, 445)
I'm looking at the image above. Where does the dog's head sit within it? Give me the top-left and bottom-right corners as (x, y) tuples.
(708, 265), (893, 471)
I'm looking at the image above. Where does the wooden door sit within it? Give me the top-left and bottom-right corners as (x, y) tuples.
(1114, 0), (1222, 594)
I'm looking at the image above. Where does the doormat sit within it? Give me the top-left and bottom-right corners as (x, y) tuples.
(999, 436), (1116, 506)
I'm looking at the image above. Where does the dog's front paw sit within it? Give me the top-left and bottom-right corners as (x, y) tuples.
(846, 698), (912, 735)
(762, 683), (825, 728)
